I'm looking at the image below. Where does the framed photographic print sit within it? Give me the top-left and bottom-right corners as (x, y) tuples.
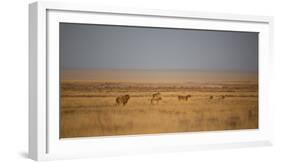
(29, 1), (274, 161)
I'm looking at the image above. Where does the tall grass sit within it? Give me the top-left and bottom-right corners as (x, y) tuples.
(60, 80), (258, 138)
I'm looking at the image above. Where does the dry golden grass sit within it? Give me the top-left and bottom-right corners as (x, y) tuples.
(60, 80), (258, 138)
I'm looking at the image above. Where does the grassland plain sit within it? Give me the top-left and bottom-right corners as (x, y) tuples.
(60, 71), (258, 138)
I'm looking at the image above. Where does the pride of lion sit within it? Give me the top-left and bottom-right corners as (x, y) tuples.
(115, 92), (226, 106)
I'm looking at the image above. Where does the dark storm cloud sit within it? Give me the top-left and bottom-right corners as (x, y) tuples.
(60, 23), (258, 72)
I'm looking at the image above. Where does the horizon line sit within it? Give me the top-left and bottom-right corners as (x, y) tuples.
(62, 68), (258, 73)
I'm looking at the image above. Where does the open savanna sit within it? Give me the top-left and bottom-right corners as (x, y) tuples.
(60, 70), (258, 138)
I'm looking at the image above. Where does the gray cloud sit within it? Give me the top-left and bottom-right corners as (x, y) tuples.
(60, 23), (258, 72)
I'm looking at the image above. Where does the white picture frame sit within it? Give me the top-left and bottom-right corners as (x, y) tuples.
(29, 1), (274, 161)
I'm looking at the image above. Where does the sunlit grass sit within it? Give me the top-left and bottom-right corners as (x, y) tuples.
(60, 80), (258, 138)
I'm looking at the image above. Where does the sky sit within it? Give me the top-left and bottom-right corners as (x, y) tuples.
(60, 23), (258, 72)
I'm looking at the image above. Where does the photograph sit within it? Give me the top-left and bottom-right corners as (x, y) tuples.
(59, 23), (258, 138)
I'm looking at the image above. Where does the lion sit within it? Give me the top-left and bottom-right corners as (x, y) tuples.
(178, 95), (191, 101)
(116, 94), (130, 106)
(151, 92), (162, 104)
